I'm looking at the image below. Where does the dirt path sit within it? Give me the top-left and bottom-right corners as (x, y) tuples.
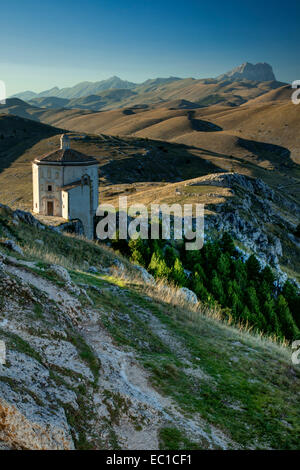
(4, 262), (237, 449)
(80, 309), (237, 450)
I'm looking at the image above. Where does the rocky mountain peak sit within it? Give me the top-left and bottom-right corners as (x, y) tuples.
(218, 62), (276, 82)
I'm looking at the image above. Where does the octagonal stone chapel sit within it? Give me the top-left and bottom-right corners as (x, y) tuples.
(32, 134), (99, 239)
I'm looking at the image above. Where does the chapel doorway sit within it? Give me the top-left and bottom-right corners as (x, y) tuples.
(47, 201), (54, 216)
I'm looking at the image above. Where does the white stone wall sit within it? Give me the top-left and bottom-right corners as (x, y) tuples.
(63, 165), (96, 185)
(67, 185), (94, 239)
(62, 163), (98, 214)
(33, 164), (64, 216)
(61, 191), (69, 220)
(32, 163), (40, 213)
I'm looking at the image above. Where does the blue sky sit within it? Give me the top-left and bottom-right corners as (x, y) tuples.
(1, 0), (299, 95)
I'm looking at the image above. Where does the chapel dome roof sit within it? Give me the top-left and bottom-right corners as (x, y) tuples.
(34, 134), (98, 166)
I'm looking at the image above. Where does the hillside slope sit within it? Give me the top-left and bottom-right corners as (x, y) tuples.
(29, 93), (298, 177)
(242, 85), (292, 105)
(0, 124), (299, 278)
(0, 204), (299, 450)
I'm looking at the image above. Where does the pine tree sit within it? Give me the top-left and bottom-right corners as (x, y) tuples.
(245, 286), (267, 331)
(261, 296), (281, 337)
(211, 270), (225, 304)
(216, 252), (231, 278)
(276, 295), (299, 340)
(193, 263), (206, 283)
(128, 238), (151, 267)
(171, 258), (188, 286)
(282, 281), (300, 329)
(232, 259), (248, 290)
(191, 272), (210, 301)
(110, 230), (130, 256)
(261, 265), (275, 289)
(148, 252), (170, 279)
(257, 280), (272, 305)
(220, 232), (236, 257)
(202, 242), (221, 274)
(183, 249), (202, 270)
(246, 255), (261, 284)
(164, 246), (178, 268)
(241, 305), (253, 327)
(229, 291), (243, 320)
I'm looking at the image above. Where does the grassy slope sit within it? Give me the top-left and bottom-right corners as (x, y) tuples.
(34, 98), (299, 201)
(1, 120), (299, 212)
(1, 87), (300, 206)
(0, 119), (299, 275)
(0, 205), (299, 449)
(0, 123), (221, 211)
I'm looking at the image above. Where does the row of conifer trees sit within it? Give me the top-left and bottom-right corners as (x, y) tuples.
(111, 232), (300, 341)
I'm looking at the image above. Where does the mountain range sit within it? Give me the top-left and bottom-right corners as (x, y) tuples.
(12, 62), (278, 103)
(12, 76), (178, 101)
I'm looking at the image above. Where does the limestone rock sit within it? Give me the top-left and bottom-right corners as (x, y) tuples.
(134, 265), (156, 285)
(88, 266), (99, 274)
(0, 252), (7, 270)
(49, 265), (71, 283)
(55, 219), (84, 236)
(0, 397), (74, 450)
(112, 259), (125, 272)
(14, 209), (45, 230)
(179, 287), (198, 304)
(0, 239), (23, 256)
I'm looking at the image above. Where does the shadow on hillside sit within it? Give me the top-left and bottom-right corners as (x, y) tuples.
(187, 111), (223, 132)
(238, 137), (291, 160)
(100, 139), (223, 185)
(185, 135), (293, 169)
(100, 134), (293, 187)
(98, 134), (294, 187)
(0, 101), (44, 122)
(0, 118), (61, 173)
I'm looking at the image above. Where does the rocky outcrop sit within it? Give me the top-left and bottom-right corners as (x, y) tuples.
(179, 287), (198, 304)
(0, 239), (23, 256)
(191, 172), (275, 199)
(49, 265), (72, 283)
(134, 265), (156, 285)
(0, 203), (85, 238)
(217, 62), (276, 82)
(0, 398), (74, 450)
(13, 209), (45, 230)
(55, 219), (84, 236)
(187, 173), (300, 285)
(0, 263), (89, 450)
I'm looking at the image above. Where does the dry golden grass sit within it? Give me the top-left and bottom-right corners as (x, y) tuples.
(113, 266), (290, 351)
(1, 86), (299, 239)
(41, 97), (300, 170)
(242, 85), (292, 105)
